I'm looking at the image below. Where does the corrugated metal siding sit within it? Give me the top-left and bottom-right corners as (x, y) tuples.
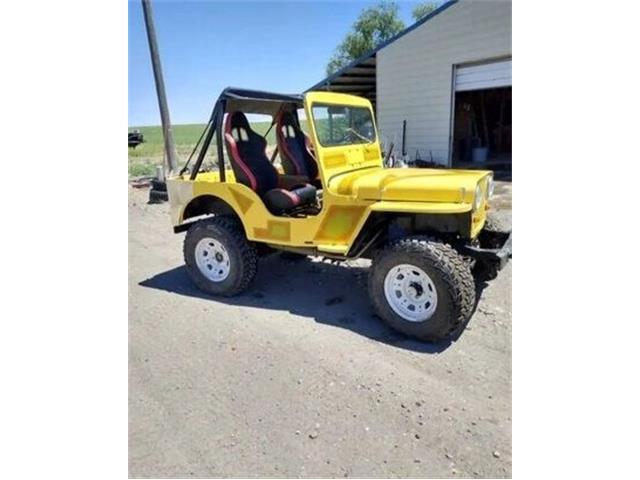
(377, 0), (512, 165)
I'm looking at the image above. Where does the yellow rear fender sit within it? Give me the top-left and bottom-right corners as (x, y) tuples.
(179, 194), (243, 231)
(168, 177), (261, 236)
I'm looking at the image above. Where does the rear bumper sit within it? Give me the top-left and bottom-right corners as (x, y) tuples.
(461, 230), (512, 271)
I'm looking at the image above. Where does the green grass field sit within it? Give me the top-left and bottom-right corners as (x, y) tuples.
(128, 120), (312, 177)
(129, 124), (211, 177)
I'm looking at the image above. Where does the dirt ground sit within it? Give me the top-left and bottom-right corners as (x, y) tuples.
(128, 183), (512, 478)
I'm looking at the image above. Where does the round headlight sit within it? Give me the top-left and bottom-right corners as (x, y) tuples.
(473, 184), (483, 211)
(487, 175), (495, 199)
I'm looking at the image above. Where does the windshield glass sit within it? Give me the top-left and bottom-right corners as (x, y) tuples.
(311, 104), (375, 147)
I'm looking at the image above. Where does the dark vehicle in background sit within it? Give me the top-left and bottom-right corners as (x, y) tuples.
(129, 130), (144, 149)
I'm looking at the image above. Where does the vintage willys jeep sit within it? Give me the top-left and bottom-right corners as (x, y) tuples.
(167, 88), (511, 341)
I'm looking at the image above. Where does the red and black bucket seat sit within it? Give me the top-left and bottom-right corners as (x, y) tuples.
(224, 111), (316, 215)
(276, 111), (319, 182)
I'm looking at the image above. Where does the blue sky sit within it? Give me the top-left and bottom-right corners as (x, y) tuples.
(128, 0), (438, 126)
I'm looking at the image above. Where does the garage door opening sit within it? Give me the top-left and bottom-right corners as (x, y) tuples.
(451, 59), (512, 176)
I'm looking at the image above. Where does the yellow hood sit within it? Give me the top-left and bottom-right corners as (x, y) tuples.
(328, 167), (491, 204)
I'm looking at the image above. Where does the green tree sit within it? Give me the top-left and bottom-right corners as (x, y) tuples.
(412, 2), (438, 21)
(326, 1), (405, 75)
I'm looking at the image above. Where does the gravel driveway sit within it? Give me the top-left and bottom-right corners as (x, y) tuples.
(129, 184), (512, 478)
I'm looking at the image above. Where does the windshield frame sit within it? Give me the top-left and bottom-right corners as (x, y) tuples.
(310, 102), (377, 148)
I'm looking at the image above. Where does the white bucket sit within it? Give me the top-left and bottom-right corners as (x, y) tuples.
(155, 165), (165, 181)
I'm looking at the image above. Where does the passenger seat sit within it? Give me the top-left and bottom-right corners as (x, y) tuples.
(224, 111), (316, 215)
(276, 111), (319, 185)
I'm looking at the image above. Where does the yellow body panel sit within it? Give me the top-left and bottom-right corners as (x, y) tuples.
(168, 169), (373, 254)
(167, 92), (493, 254)
(369, 201), (472, 214)
(327, 166), (485, 203)
(303, 91), (383, 184)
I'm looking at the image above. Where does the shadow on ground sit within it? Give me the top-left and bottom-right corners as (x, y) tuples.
(138, 253), (488, 354)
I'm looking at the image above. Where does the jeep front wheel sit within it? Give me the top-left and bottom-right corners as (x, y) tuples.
(368, 237), (476, 341)
(184, 217), (258, 296)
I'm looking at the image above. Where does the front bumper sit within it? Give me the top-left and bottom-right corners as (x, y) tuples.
(461, 230), (512, 272)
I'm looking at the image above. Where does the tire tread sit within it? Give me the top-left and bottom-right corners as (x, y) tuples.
(183, 216), (258, 296)
(369, 236), (476, 340)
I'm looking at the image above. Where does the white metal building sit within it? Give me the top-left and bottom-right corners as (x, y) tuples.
(308, 0), (512, 168)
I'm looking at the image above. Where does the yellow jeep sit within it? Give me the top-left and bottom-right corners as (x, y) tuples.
(167, 88), (511, 341)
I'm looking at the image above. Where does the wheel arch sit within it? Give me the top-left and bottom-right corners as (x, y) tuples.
(392, 212), (472, 239)
(349, 209), (473, 257)
(346, 211), (392, 258)
(175, 194), (244, 233)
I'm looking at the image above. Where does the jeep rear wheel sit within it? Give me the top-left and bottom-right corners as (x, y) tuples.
(184, 217), (257, 296)
(369, 237), (476, 341)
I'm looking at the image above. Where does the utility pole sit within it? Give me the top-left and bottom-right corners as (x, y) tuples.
(141, 0), (178, 175)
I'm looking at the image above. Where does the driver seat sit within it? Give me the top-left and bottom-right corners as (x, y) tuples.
(224, 111), (316, 215)
(276, 111), (319, 183)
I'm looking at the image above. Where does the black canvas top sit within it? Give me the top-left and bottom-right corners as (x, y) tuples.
(217, 87), (303, 116)
(183, 88), (304, 178)
(219, 87), (303, 103)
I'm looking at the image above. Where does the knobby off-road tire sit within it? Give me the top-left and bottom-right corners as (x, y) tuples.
(184, 217), (258, 296)
(368, 237), (476, 342)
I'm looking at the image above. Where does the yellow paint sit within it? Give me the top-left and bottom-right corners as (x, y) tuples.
(167, 91), (494, 254)
(254, 220), (291, 241)
(327, 167), (487, 203)
(315, 243), (349, 255)
(230, 188), (253, 214)
(314, 206), (367, 243)
(304, 91), (383, 183)
(369, 201), (471, 214)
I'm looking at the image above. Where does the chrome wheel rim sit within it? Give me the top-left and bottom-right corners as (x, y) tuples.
(195, 238), (231, 282)
(383, 264), (438, 322)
